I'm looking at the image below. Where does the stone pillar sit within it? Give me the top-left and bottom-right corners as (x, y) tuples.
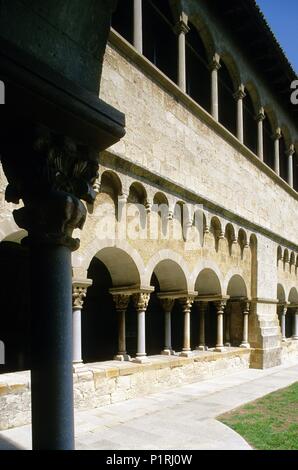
(160, 298), (175, 355)
(133, 0), (143, 54)
(112, 294), (131, 361)
(292, 309), (298, 340)
(240, 301), (250, 348)
(132, 292), (151, 362)
(215, 300), (226, 352)
(210, 53), (221, 121)
(1, 127), (100, 449)
(175, 13), (189, 93)
(180, 297), (194, 356)
(280, 305), (287, 342)
(224, 303), (231, 347)
(72, 281), (91, 365)
(256, 107), (265, 161)
(274, 128), (282, 176)
(234, 84), (246, 144)
(196, 301), (208, 351)
(287, 144), (295, 188)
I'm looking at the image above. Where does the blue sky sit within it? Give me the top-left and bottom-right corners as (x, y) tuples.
(256, 0), (298, 72)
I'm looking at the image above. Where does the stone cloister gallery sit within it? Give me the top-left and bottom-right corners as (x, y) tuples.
(0, 0), (297, 435)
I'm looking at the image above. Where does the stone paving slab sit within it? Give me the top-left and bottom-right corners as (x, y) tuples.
(1, 359), (298, 450)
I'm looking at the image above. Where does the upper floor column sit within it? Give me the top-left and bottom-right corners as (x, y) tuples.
(174, 12), (189, 93)
(256, 107), (265, 161)
(234, 84), (246, 144)
(210, 53), (221, 121)
(287, 144), (295, 188)
(273, 127), (282, 176)
(133, 0), (143, 54)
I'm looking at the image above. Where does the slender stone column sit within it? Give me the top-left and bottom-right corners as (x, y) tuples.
(287, 144), (295, 188)
(215, 300), (226, 351)
(292, 309), (298, 340)
(256, 107), (265, 161)
(132, 292), (151, 362)
(234, 84), (246, 144)
(133, 0), (143, 54)
(280, 305), (287, 342)
(196, 301), (208, 351)
(273, 128), (282, 176)
(72, 281), (91, 365)
(210, 53), (221, 121)
(180, 297), (194, 356)
(224, 303), (231, 347)
(112, 294), (131, 361)
(160, 298), (175, 355)
(240, 301), (250, 348)
(175, 13), (189, 92)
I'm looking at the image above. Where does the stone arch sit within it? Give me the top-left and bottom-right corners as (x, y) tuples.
(144, 249), (191, 291)
(219, 52), (241, 92)
(290, 251), (295, 267)
(188, 13), (216, 61)
(277, 283), (286, 303)
(153, 191), (169, 206)
(210, 216), (223, 251)
(128, 181), (147, 205)
(238, 228), (248, 248)
(225, 273), (247, 298)
(100, 170), (122, 196)
(288, 287), (298, 304)
(280, 124), (292, 149)
(78, 239), (145, 285)
(283, 248), (289, 264)
(244, 80), (261, 115)
(193, 266), (222, 295)
(277, 245), (283, 264)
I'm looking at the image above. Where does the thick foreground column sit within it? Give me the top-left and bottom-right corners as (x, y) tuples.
(31, 244), (74, 449)
(196, 301), (207, 351)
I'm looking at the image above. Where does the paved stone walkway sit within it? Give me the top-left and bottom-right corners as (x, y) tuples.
(1, 360), (298, 450)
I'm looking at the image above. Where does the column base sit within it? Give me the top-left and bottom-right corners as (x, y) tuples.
(72, 361), (84, 372)
(214, 346), (226, 352)
(161, 349), (175, 356)
(132, 355), (150, 364)
(114, 354), (131, 362)
(196, 345), (208, 351)
(292, 336), (298, 340)
(240, 343), (250, 349)
(180, 350), (193, 357)
(224, 342), (231, 347)
(281, 338), (288, 343)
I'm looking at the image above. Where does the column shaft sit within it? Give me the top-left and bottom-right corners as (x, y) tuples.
(215, 300), (226, 351)
(211, 66), (219, 121)
(234, 86), (245, 144)
(280, 307), (287, 342)
(31, 244), (74, 450)
(72, 308), (82, 363)
(137, 310), (146, 356)
(287, 145), (295, 188)
(293, 310), (298, 340)
(133, 0), (143, 54)
(118, 309), (126, 354)
(274, 129), (281, 176)
(178, 31), (186, 92)
(164, 311), (172, 351)
(256, 108), (265, 161)
(240, 302), (250, 348)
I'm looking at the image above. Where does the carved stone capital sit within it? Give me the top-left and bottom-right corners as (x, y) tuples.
(160, 298), (175, 313)
(179, 297), (194, 313)
(255, 107), (265, 122)
(72, 285), (88, 310)
(241, 301), (251, 315)
(233, 84), (246, 101)
(1, 125), (99, 250)
(113, 294), (130, 312)
(215, 300), (227, 314)
(132, 292), (151, 312)
(273, 127), (282, 141)
(174, 12), (189, 35)
(210, 53), (221, 71)
(286, 144), (295, 157)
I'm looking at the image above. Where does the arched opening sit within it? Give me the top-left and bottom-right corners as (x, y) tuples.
(218, 61), (236, 136)
(263, 113), (275, 170)
(227, 275), (247, 347)
(143, 0), (177, 83)
(186, 22), (211, 112)
(152, 192), (169, 239)
(111, 0), (134, 44)
(243, 90), (257, 154)
(288, 288), (298, 338)
(82, 248), (141, 363)
(195, 268), (222, 348)
(0, 237), (30, 373)
(150, 258), (188, 353)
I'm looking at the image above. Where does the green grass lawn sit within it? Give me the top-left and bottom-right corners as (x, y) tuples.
(218, 382), (298, 450)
